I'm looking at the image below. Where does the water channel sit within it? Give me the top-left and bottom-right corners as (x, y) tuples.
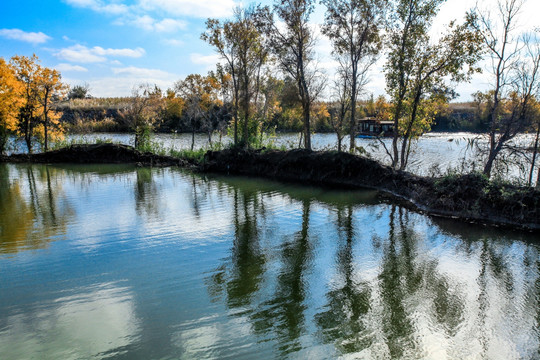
(0, 164), (538, 359)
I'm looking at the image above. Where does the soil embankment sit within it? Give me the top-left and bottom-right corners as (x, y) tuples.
(202, 148), (540, 231)
(2, 143), (188, 167)
(2, 144), (538, 230)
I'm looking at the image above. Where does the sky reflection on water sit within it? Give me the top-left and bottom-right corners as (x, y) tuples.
(0, 164), (538, 359)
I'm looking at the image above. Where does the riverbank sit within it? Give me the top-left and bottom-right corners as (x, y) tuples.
(2, 143), (538, 231)
(202, 148), (540, 231)
(1, 143), (190, 167)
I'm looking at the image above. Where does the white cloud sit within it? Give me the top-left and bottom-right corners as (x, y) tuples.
(112, 66), (173, 78)
(55, 44), (145, 63)
(162, 38), (184, 47)
(88, 76), (177, 97)
(63, 0), (129, 15)
(190, 53), (220, 66)
(155, 18), (186, 32)
(130, 16), (186, 32)
(56, 44), (107, 63)
(92, 46), (145, 57)
(0, 28), (51, 44)
(85, 66), (181, 96)
(55, 63), (89, 72)
(139, 0), (238, 18)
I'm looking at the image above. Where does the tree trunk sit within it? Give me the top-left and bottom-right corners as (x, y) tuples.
(350, 68), (357, 153)
(43, 88), (49, 152)
(303, 101), (311, 151)
(191, 119), (195, 151)
(483, 141), (502, 178)
(530, 123), (540, 186)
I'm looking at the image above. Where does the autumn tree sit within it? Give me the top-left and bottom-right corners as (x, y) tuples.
(36, 67), (67, 151)
(322, 0), (384, 152)
(384, 0), (482, 170)
(472, 0), (540, 177)
(259, 0), (324, 150)
(174, 74), (222, 149)
(203, 7), (267, 147)
(0, 58), (23, 154)
(10, 54), (42, 153)
(119, 83), (164, 149)
(161, 89), (185, 130)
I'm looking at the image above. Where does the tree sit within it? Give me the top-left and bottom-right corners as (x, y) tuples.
(259, 0), (324, 150)
(0, 58), (23, 154)
(10, 54), (42, 153)
(328, 63), (353, 152)
(36, 67), (67, 151)
(174, 74), (222, 150)
(161, 89), (185, 130)
(384, 0), (482, 170)
(119, 83), (164, 149)
(471, 0), (534, 177)
(202, 6), (267, 147)
(322, 0), (384, 153)
(67, 83), (90, 100)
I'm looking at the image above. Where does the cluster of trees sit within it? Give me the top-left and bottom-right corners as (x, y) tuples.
(197, 0), (539, 179)
(1, 0), (539, 184)
(0, 54), (67, 154)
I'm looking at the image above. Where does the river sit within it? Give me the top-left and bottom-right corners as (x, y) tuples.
(0, 164), (538, 359)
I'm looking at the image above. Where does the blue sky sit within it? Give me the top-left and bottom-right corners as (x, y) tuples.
(1, 0), (538, 100)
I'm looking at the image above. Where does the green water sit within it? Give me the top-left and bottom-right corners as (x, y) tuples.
(0, 164), (538, 359)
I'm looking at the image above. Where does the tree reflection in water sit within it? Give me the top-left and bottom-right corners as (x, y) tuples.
(0, 164), (72, 254)
(203, 174), (540, 359)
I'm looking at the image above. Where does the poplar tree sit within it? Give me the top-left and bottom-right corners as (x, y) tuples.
(259, 0), (324, 151)
(322, 0), (384, 153)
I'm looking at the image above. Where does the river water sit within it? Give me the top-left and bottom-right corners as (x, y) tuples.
(0, 164), (538, 359)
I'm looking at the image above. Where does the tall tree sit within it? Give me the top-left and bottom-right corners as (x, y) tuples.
(384, 0), (482, 170)
(329, 60), (353, 152)
(10, 54), (42, 153)
(0, 58), (23, 155)
(471, 0), (530, 177)
(259, 0), (324, 150)
(322, 0), (384, 153)
(203, 7), (267, 147)
(36, 67), (66, 151)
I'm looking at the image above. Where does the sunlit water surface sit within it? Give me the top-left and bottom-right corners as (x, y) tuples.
(0, 164), (539, 359)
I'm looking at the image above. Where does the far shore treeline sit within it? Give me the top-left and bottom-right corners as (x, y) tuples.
(1, 0), (539, 184)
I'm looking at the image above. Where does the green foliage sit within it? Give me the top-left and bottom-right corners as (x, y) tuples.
(384, 0), (483, 170)
(67, 83), (90, 100)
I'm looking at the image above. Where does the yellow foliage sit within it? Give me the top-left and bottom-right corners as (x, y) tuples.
(0, 58), (23, 132)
